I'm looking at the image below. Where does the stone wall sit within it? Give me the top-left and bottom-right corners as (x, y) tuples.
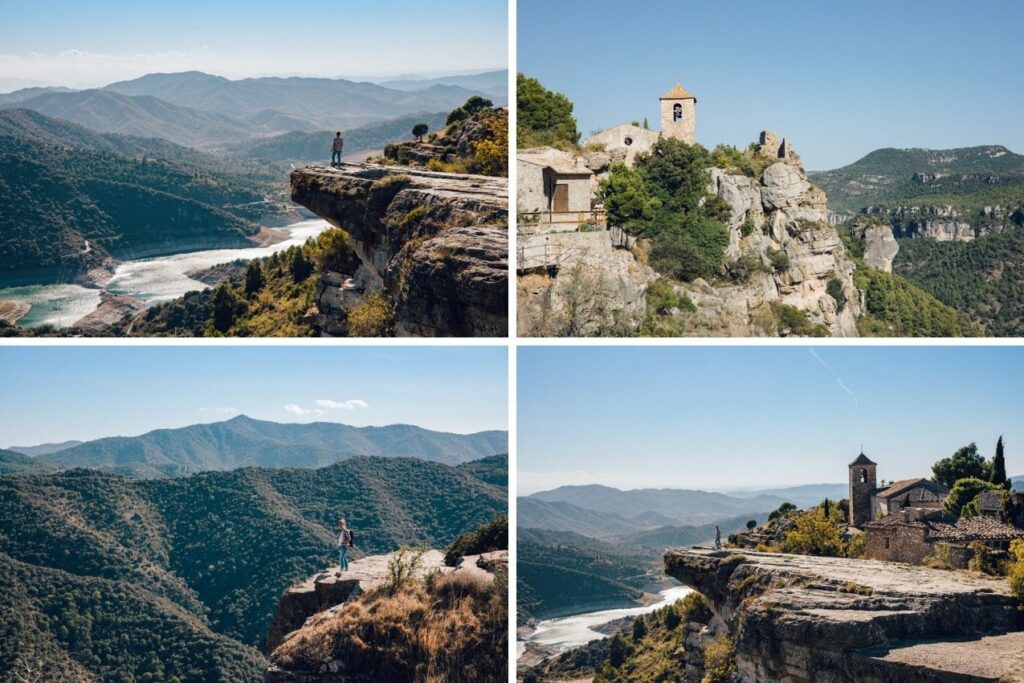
(660, 98), (696, 144)
(864, 524), (934, 564)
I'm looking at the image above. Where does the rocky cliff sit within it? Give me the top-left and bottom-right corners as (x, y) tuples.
(682, 158), (861, 336)
(290, 163), (508, 337)
(264, 549), (508, 682)
(664, 548), (1024, 682)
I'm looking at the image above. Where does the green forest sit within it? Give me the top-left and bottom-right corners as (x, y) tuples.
(0, 110), (270, 286)
(0, 455), (506, 681)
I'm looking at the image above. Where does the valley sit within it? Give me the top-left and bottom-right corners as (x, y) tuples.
(0, 69), (509, 337)
(0, 454), (508, 681)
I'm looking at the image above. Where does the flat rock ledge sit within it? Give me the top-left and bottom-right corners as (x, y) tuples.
(264, 549), (507, 682)
(291, 163), (507, 337)
(665, 548), (1024, 682)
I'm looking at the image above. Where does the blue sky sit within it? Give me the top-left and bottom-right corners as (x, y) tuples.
(0, 0), (507, 89)
(0, 346), (507, 447)
(518, 346), (1024, 494)
(518, 0), (1024, 170)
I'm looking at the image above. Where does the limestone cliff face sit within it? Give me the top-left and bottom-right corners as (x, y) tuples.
(665, 548), (1024, 683)
(683, 161), (861, 336)
(290, 163), (508, 337)
(517, 229), (653, 336)
(862, 204), (1024, 243)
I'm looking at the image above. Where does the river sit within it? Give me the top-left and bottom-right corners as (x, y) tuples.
(517, 585), (693, 659)
(0, 219), (331, 328)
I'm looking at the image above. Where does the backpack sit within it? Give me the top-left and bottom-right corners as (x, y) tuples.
(347, 530), (355, 547)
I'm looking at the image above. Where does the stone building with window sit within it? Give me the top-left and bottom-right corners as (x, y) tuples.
(863, 508), (1024, 565)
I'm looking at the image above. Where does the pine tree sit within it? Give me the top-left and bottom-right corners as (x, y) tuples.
(992, 436), (1008, 489)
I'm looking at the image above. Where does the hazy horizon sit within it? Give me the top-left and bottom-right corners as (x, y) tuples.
(0, 346), (508, 447)
(518, 347), (1024, 494)
(0, 66), (509, 95)
(0, 0), (507, 90)
(518, 0), (1024, 170)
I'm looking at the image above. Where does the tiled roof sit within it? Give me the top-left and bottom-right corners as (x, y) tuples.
(660, 83), (696, 100)
(849, 452), (876, 466)
(864, 510), (1024, 542)
(929, 515), (1024, 542)
(875, 478), (948, 500)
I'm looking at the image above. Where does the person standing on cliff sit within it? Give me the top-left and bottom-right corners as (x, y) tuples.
(714, 525), (721, 549)
(337, 519), (353, 572)
(331, 132), (344, 166)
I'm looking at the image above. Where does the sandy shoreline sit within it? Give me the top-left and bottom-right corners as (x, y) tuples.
(0, 300), (31, 325)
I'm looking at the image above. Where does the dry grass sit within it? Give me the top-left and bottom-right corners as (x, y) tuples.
(272, 566), (507, 682)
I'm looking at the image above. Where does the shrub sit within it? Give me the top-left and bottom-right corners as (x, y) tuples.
(371, 173), (412, 190)
(766, 247), (791, 273)
(741, 216), (756, 237)
(781, 507), (845, 557)
(412, 123), (428, 140)
(827, 277), (847, 312)
(444, 516), (507, 566)
(846, 533), (866, 559)
(772, 303), (829, 337)
(702, 635), (736, 682)
(517, 73), (579, 149)
(382, 546), (426, 596)
(347, 293), (395, 337)
(924, 542), (959, 570)
(1008, 539), (1024, 607)
(746, 520), (757, 530)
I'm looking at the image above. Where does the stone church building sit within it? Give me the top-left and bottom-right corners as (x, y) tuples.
(848, 452), (1024, 565)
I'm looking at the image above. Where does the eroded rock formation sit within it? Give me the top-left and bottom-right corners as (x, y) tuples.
(684, 157), (861, 336)
(665, 548), (1024, 682)
(291, 163), (508, 337)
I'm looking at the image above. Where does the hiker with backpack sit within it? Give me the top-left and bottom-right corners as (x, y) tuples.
(331, 132), (344, 166)
(337, 519), (354, 571)
(714, 525), (722, 549)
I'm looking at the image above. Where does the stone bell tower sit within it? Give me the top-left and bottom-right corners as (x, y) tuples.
(660, 83), (697, 144)
(848, 452), (877, 528)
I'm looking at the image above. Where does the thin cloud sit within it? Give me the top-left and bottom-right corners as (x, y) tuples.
(315, 399), (369, 410)
(808, 349), (859, 410)
(284, 399), (368, 417)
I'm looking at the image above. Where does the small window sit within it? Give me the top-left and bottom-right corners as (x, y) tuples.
(860, 468), (868, 484)
(673, 103), (683, 122)
(884, 537), (890, 549)
(623, 136), (633, 146)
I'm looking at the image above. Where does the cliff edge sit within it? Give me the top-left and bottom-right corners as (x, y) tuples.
(290, 163), (508, 337)
(265, 549), (508, 682)
(664, 548), (1024, 682)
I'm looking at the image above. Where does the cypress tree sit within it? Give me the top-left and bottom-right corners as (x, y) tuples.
(992, 436), (1008, 489)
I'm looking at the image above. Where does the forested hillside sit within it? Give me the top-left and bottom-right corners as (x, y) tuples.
(0, 455), (506, 680)
(39, 415), (507, 477)
(0, 110), (269, 286)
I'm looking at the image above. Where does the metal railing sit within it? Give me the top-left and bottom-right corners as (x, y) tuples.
(518, 209), (607, 230)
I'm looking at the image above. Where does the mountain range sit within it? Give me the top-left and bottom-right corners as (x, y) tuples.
(527, 484), (787, 526)
(811, 144), (1024, 335)
(810, 145), (1024, 215)
(0, 455), (506, 680)
(0, 70), (507, 150)
(12, 415), (507, 477)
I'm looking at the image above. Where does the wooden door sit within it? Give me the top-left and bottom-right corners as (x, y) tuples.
(552, 183), (569, 213)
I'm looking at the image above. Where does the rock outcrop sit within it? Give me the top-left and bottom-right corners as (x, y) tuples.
(856, 222), (900, 273)
(517, 230), (652, 336)
(265, 549), (507, 682)
(665, 548), (1024, 682)
(684, 154), (861, 336)
(291, 163), (507, 337)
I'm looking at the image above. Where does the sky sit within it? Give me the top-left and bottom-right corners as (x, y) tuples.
(0, 0), (507, 90)
(0, 345), (507, 447)
(518, 346), (1024, 494)
(518, 0), (1024, 170)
